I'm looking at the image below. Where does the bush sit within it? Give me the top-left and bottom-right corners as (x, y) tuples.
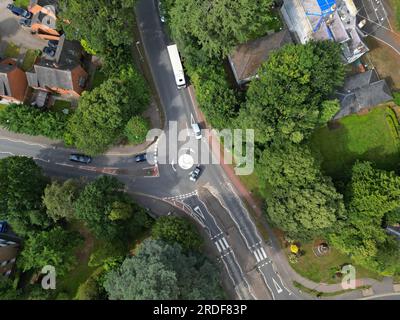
(124, 116), (150, 145)
(0, 104), (69, 139)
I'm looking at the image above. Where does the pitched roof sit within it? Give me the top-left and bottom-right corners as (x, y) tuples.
(28, 34), (84, 90)
(342, 70), (378, 92)
(32, 64), (74, 90)
(229, 29), (293, 85)
(335, 71), (393, 119)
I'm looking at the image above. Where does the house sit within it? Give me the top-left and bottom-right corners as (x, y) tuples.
(335, 70), (393, 119)
(26, 35), (88, 97)
(28, 0), (60, 41)
(281, 0), (368, 63)
(228, 29), (293, 86)
(0, 234), (20, 277)
(0, 59), (28, 104)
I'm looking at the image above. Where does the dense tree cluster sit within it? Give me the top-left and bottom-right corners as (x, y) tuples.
(65, 66), (150, 155)
(74, 176), (152, 240)
(0, 104), (68, 140)
(258, 143), (345, 240)
(152, 216), (203, 251)
(237, 41), (345, 145)
(329, 162), (400, 276)
(103, 239), (224, 300)
(168, 0), (274, 61)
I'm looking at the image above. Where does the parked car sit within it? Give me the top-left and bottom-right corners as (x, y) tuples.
(69, 154), (92, 164)
(7, 4), (32, 19)
(43, 46), (56, 57)
(0, 221), (8, 233)
(48, 40), (59, 48)
(19, 18), (32, 27)
(192, 123), (202, 140)
(135, 153), (147, 162)
(189, 165), (201, 182)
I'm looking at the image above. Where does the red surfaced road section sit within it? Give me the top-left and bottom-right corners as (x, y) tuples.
(187, 85), (263, 218)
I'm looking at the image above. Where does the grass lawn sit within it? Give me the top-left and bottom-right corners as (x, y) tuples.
(14, 0), (30, 8)
(364, 37), (400, 90)
(92, 68), (106, 89)
(311, 106), (400, 182)
(52, 100), (72, 113)
(21, 49), (40, 71)
(4, 42), (20, 59)
(287, 241), (383, 284)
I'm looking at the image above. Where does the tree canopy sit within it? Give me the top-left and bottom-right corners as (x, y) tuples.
(42, 179), (81, 222)
(74, 176), (151, 240)
(0, 156), (50, 235)
(258, 142), (345, 240)
(20, 227), (82, 276)
(103, 239), (224, 300)
(65, 66), (150, 155)
(151, 216), (203, 251)
(237, 41), (345, 145)
(329, 161), (400, 276)
(168, 0), (274, 60)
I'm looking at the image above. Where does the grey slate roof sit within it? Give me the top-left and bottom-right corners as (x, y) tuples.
(229, 29), (293, 85)
(335, 70), (393, 119)
(28, 34), (84, 91)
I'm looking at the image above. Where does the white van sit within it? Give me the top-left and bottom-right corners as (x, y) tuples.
(192, 123), (202, 140)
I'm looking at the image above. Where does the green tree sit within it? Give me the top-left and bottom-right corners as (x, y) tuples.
(329, 161), (400, 276)
(0, 156), (50, 235)
(74, 176), (150, 240)
(42, 179), (80, 222)
(20, 227), (82, 276)
(59, 0), (137, 57)
(0, 277), (20, 300)
(66, 66), (149, 155)
(0, 104), (68, 139)
(237, 41), (345, 144)
(258, 142), (345, 240)
(124, 116), (150, 145)
(169, 0), (274, 60)
(103, 239), (224, 300)
(152, 216), (203, 251)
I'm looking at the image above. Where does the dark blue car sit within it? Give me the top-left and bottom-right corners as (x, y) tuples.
(69, 154), (92, 164)
(0, 221), (8, 233)
(135, 153), (147, 162)
(7, 4), (32, 19)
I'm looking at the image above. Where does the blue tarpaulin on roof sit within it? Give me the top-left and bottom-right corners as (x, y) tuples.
(317, 0), (336, 13)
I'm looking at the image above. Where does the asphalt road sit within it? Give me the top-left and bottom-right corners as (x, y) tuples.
(0, 0), (298, 300)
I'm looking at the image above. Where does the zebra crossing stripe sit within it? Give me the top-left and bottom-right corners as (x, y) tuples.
(222, 237), (229, 249)
(218, 239), (226, 251)
(215, 241), (222, 253)
(259, 247), (267, 260)
(254, 250), (261, 262)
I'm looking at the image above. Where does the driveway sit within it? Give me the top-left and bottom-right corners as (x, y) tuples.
(0, 0), (47, 55)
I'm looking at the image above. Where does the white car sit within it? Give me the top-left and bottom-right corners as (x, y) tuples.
(192, 123), (202, 140)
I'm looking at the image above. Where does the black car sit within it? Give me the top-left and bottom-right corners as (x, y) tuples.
(7, 4), (32, 19)
(19, 18), (32, 27)
(189, 165), (201, 182)
(135, 153), (147, 162)
(43, 46), (56, 57)
(69, 154), (92, 164)
(0, 221), (8, 233)
(48, 40), (59, 48)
